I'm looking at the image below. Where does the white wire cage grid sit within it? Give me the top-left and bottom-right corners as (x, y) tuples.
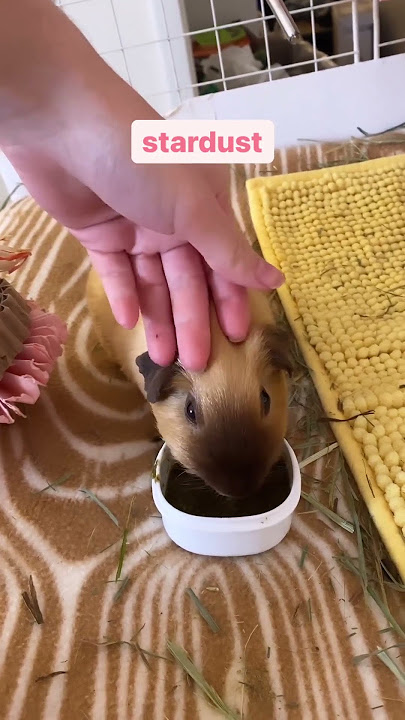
(139, 0), (405, 109)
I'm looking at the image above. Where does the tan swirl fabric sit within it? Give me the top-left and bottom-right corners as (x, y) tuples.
(0, 140), (404, 720)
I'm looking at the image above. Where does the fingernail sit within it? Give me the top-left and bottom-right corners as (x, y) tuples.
(273, 272), (285, 289)
(258, 262), (285, 289)
(147, 337), (177, 368)
(228, 334), (246, 344)
(112, 299), (139, 329)
(179, 348), (209, 373)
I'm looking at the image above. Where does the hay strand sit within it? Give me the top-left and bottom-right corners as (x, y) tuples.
(301, 491), (355, 533)
(22, 575), (44, 625)
(186, 588), (220, 634)
(167, 640), (239, 720)
(80, 489), (119, 527)
(35, 671), (67, 683)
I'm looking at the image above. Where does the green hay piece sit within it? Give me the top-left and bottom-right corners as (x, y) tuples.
(186, 588), (220, 634)
(35, 671), (67, 683)
(167, 640), (239, 720)
(115, 529), (128, 583)
(22, 575), (44, 625)
(115, 496), (135, 582)
(35, 473), (73, 494)
(376, 648), (405, 687)
(113, 576), (130, 603)
(301, 491), (355, 533)
(337, 555), (405, 640)
(80, 489), (119, 527)
(353, 643), (405, 666)
(307, 599), (312, 623)
(86, 638), (171, 666)
(354, 645), (405, 687)
(299, 547), (308, 569)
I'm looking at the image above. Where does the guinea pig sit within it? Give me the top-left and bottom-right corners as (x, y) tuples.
(86, 266), (292, 499)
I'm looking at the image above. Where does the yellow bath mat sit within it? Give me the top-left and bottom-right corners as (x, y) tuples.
(247, 154), (405, 582)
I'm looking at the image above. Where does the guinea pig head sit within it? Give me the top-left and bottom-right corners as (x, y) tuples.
(136, 324), (292, 499)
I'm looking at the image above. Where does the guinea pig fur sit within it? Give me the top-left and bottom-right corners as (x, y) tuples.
(86, 266), (292, 499)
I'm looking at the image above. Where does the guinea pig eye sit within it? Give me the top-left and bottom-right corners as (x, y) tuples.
(260, 388), (271, 416)
(185, 397), (197, 425)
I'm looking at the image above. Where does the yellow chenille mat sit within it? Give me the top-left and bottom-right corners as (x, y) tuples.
(247, 153), (405, 583)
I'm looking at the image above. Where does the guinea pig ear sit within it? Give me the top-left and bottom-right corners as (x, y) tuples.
(135, 352), (179, 404)
(261, 325), (294, 377)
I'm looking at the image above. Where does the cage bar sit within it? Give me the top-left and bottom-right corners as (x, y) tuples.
(260, 0), (273, 82)
(94, 1), (352, 53)
(372, 0), (380, 60)
(379, 38), (405, 49)
(208, 0), (228, 90)
(351, 0), (360, 63)
(309, 0), (319, 72)
(148, 50), (357, 98)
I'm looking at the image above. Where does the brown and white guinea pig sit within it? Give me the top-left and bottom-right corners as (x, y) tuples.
(86, 267), (292, 499)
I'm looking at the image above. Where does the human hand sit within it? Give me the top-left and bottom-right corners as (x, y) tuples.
(5, 148), (284, 372)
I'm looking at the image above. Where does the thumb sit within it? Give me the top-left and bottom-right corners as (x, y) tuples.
(178, 192), (284, 291)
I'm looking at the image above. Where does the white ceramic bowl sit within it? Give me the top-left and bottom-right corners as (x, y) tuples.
(151, 439), (301, 557)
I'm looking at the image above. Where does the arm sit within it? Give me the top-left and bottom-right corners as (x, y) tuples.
(0, 0), (158, 143)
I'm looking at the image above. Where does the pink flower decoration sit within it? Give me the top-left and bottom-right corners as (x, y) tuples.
(0, 301), (68, 423)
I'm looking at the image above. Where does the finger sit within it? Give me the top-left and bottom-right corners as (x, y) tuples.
(132, 253), (176, 367)
(161, 246), (210, 372)
(72, 215), (135, 254)
(177, 193), (284, 291)
(208, 269), (250, 343)
(87, 249), (139, 329)
(133, 225), (182, 256)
